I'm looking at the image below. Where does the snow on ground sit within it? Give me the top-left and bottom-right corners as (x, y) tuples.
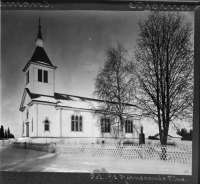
(0, 147), (191, 175)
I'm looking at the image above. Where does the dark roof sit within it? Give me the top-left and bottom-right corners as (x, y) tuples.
(23, 89), (137, 107)
(54, 92), (137, 107)
(23, 46), (56, 72)
(25, 88), (41, 99)
(30, 46), (53, 66)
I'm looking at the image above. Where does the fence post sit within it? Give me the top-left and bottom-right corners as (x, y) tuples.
(92, 143), (95, 156)
(142, 144), (145, 159)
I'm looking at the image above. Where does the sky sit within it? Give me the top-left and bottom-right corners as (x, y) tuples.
(1, 10), (194, 138)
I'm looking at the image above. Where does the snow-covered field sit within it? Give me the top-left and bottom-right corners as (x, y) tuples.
(0, 147), (191, 175)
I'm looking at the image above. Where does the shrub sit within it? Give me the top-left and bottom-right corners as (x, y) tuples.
(122, 139), (139, 145)
(148, 136), (159, 140)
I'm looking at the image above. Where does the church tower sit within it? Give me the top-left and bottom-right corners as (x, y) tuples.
(22, 18), (57, 96)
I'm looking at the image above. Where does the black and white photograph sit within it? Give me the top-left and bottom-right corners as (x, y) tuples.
(1, 9), (194, 175)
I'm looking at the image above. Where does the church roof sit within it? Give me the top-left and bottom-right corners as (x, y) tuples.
(22, 89), (138, 113)
(30, 46), (54, 66)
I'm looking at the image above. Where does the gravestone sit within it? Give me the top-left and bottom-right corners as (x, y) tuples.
(139, 126), (145, 145)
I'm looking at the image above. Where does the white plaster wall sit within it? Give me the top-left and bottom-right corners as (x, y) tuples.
(37, 104), (60, 137)
(25, 65), (33, 92)
(21, 105), (34, 138)
(61, 109), (100, 138)
(29, 104), (37, 138)
(33, 65), (55, 96)
(21, 109), (26, 137)
(24, 64), (55, 96)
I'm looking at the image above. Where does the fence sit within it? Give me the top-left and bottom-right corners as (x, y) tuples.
(11, 142), (55, 152)
(0, 139), (15, 148)
(55, 143), (192, 164)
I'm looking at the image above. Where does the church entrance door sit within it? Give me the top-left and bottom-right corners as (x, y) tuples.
(26, 123), (29, 137)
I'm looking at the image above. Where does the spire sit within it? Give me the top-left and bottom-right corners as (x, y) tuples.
(22, 17), (57, 73)
(36, 17), (44, 47)
(37, 17), (42, 39)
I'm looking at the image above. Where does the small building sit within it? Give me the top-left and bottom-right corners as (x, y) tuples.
(19, 19), (141, 144)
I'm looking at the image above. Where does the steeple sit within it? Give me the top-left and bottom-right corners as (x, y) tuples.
(22, 17), (56, 72)
(36, 17), (44, 47)
(22, 18), (57, 96)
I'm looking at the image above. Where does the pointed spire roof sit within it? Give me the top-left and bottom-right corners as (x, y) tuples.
(23, 18), (56, 72)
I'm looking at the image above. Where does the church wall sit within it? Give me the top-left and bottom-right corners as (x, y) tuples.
(32, 64), (54, 96)
(37, 104), (60, 137)
(25, 65), (33, 92)
(61, 109), (101, 138)
(21, 109), (26, 137)
(21, 104), (34, 138)
(28, 105), (34, 137)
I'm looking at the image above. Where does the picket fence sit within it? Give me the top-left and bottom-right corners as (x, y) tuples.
(54, 143), (192, 164)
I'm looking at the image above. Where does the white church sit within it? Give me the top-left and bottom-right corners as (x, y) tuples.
(19, 19), (150, 144)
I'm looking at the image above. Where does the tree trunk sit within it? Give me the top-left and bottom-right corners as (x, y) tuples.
(119, 116), (124, 144)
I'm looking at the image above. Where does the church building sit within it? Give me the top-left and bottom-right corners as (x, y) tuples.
(19, 19), (140, 144)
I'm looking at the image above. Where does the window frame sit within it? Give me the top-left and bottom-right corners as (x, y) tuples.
(38, 69), (43, 82)
(44, 119), (50, 132)
(71, 115), (83, 132)
(125, 120), (133, 133)
(38, 69), (48, 83)
(101, 118), (111, 133)
(43, 70), (48, 83)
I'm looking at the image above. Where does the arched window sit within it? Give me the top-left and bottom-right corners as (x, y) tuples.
(44, 119), (49, 131)
(71, 115), (75, 131)
(75, 115), (78, 131)
(125, 120), (133, 133)
(101, 118), (111, 133)
(71, 115), (83, 132)
(79, 116), (82, 131)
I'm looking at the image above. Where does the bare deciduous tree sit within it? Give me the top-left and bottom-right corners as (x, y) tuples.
(132, 12), (193, 145)
(93, 43), (138, 141)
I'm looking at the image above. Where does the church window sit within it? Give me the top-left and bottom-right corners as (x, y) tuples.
(44, 119), (49, 131)
(38, 69), (42, 82)
(71, 115), (83, 132)
(38, 69), (48, 83)
(26, 70), (29, 84)
(125, 120), (133, 133)
(44, 70), (48, 83)
(79, 116), (82, 131)
(101, 118), (110, 133)
(71, 115), (75, 131)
